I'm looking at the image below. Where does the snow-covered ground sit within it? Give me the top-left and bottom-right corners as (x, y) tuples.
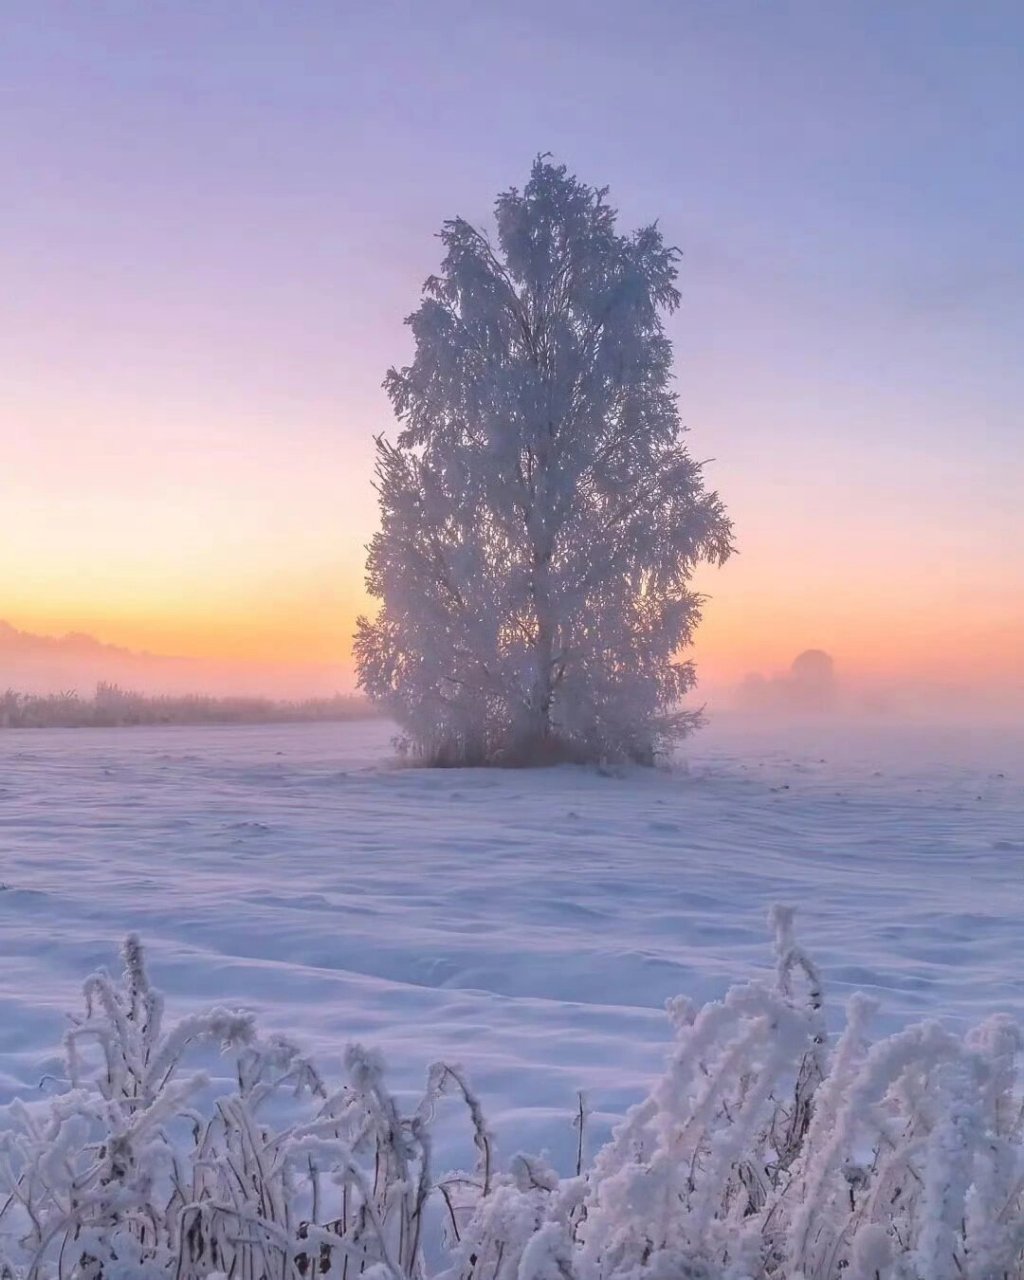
(0, 715), (1021, 1169)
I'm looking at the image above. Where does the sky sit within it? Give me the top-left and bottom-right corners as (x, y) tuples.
(2, 1), (1022, 698)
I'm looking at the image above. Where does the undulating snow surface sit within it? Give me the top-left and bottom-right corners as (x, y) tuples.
(0, 715), (1021, 1169)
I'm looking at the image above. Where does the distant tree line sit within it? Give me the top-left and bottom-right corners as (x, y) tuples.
(0, 683), (374, 729)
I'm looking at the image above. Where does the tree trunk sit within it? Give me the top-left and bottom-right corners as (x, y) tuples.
(526, 554), (555, 757)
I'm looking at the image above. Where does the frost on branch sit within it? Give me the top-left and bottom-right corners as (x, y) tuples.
(2, 916), (1024, 1278)
(355, 158), (733, 766)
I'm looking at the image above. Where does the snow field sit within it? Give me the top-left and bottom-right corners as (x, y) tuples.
(1, 716), (1023, 1276)
(0, 715), (1020, 1165)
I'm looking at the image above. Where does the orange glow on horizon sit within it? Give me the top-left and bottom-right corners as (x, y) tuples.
(3, 376), (1019, 700)
(7, 569), (1021, 698)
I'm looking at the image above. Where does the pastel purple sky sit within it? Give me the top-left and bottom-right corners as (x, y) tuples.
(3, 2), (1021, 695)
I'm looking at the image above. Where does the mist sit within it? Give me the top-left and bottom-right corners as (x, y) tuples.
(0, 620), (353, 701)
(696, 646), (1024, 782)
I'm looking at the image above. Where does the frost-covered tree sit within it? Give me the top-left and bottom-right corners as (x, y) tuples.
(355, 159), (732, 765)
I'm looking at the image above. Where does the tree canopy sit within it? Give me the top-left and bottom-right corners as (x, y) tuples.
(356, 159), (732, 764)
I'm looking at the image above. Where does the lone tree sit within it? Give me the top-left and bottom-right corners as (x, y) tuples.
(355, 159), (732, 765)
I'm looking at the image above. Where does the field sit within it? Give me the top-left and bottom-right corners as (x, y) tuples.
(1, 714), (1021, 1178)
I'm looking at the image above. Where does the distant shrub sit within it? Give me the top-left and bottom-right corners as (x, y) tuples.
(0, 913), (1021, 1278)
(0, 684), (374, 730)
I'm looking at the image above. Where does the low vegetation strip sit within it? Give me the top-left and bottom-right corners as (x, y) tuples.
(0, 685), (374, 729)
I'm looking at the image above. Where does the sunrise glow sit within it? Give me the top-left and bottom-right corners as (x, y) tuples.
(3, 5), (1020, 705)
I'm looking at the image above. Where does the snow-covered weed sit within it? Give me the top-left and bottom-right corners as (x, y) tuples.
(1, 914), (1021, 1279)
